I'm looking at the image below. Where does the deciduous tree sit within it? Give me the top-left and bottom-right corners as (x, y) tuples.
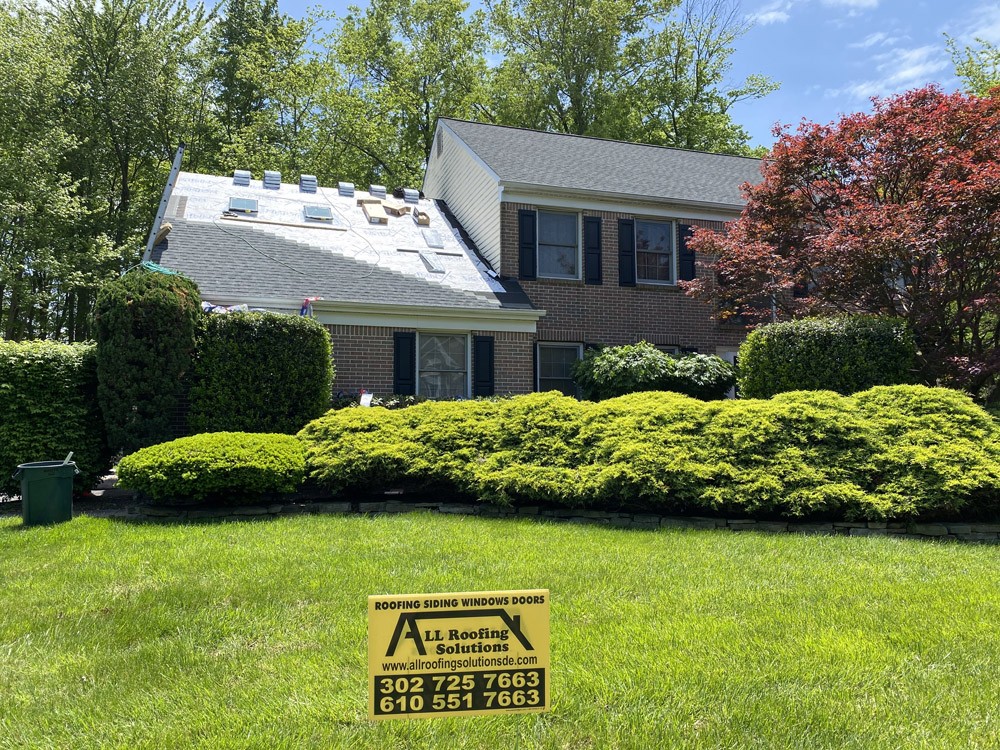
(686, 86), (1000, 400)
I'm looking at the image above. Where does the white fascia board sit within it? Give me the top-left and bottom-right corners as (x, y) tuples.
(500, 184), (743, 222)
(199, 295), (544, 333)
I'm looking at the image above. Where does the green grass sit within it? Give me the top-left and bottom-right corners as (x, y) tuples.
(1, 514), (998, 749)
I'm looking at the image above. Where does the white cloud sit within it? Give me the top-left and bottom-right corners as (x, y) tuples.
(750, 1), (795, 25)
(822, 0), (878, 7)
(850, 31), (902, 49)
(754, 9), (791, 24)
(826, 44), (950, 101)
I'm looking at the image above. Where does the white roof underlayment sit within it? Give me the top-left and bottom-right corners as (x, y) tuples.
(171, 172), (506, 296)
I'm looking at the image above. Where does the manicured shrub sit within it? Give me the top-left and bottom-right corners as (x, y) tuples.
(95, 268), (201, 454)
(666, 354), (737, 401)
(0, 341), (111, 495)
(189, 312), (334, 434)
(298, 385), (1000, 521)
(117, 432), (305, 504)
(737, 316), (917, 398)
(572, 341), (735, 401)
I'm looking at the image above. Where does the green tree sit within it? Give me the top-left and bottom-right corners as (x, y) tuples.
(484, 0), (775, 154)
(53, 0), (208, 252)
(0, 5), (117, 341)
(948, 35), (1000, 96)
(321, 0), (489, 186)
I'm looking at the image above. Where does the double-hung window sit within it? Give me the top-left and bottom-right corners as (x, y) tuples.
(418, 334), (468, 398)
(537, 211), (579, 279)
(635, 219), (675, 283)
(537, 343), (582, 396)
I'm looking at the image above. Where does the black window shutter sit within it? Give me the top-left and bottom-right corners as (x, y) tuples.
(518, 210), (537, 280)
(532, 342), (538, 392)
(473, 336), (495, 397)
(618, 218), (636, 286)
(393, 332), (416, 395)
(584, 216), (602, 285)
(678, 223), (696, 281)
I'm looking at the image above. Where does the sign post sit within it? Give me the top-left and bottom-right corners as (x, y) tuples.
(368, 589), (550, 720)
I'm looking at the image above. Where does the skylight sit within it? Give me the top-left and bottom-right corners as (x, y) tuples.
(304, 205), (334, 221)
(229, 197), (258, 214)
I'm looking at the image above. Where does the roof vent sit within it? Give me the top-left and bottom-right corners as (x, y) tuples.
(338, 181), (355, 197)
(299, 174), (317, 193)
(402, 188), (419, 204)
(369, 184), (387, 199)
(233, 169), (251, 187)
(263, 170), (281, 189)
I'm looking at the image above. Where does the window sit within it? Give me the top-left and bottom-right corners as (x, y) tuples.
(304, 205), (333, 221)
(229, 197), (258, 214)
(418, 334), (468, 398)
(537, 211), (579, 279)
(635, 219), (674, 283)
(538, 343), (582, 396)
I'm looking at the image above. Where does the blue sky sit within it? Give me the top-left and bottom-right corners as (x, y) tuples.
(279, 0), (1000, 150)
(729, 0), (1000, 147)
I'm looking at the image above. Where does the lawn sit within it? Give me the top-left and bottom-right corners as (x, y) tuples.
(1, 513), (998, 749)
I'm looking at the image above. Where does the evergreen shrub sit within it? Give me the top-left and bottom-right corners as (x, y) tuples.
(95, 269), (201, 454)
(117, 432), (305, 504)
(189, 312), (334, 434)
(0, 341), (111, 495)
(572, 341), (735, 400)
(737, 316), (917, 398)
(298, 386), (1000, 521)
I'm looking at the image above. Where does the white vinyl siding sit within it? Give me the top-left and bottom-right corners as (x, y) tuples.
(423, 124), (503, 270)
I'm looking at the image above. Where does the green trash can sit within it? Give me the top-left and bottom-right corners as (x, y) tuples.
(13, 461), (79, 526)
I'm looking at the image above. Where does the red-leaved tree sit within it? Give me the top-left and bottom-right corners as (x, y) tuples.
(686, 85), (1000, 400)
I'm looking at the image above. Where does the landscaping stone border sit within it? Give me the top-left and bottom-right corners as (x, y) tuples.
(110, 500), (1000, 543)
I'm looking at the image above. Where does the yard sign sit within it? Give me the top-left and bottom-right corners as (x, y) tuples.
(368, 589), (550, 720)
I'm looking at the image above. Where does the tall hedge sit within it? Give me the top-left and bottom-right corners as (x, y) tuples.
(0, 341), (111, 495)
(188, 312), (333, 434)
(738, 316), (917, 398)
(95, 269), (201, 454)
(572, 341), (735, 401)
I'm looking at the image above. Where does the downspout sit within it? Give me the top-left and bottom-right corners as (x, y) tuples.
(142, 142), (186, 262)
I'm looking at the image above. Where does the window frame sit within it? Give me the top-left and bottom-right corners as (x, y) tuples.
(536, 210), (581, 280)
(634, 218), (677, 285)
(416, 331), (471, 399)
(536, 342), (583, 396)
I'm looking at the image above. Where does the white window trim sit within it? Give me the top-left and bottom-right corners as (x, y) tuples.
(416, 331), (471, 398)
(635, 217), (677, 286)
(536, 342), (583, 395)
(536, 210), (582, 281)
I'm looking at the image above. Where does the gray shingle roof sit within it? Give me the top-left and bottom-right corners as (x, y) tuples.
(151, 219), (507, 311)
(441, 118), (762, 208)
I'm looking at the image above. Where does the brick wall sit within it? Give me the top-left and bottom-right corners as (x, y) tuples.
(326, 325), (535, 396)
(500, 202), (746, 353)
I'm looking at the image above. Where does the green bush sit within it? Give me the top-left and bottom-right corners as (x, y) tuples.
(95, 268), (201, 454)
(298, 386), (1000, 521)
(117, 432), (305, 504)
(572, 342), (735, 401)
(189, 312), (334, 434)
(0, 341), (111, 495)
(738, 316), (917, 398)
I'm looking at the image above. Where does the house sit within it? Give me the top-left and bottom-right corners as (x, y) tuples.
(148, 169), (543, 398)
(423, 119), (762, 393)
(149, 122), (760, 399)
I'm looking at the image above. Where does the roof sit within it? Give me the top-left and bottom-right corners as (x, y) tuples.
(152, 219), (504, 311)
(439, 118), (763, 208)
(152, 172), (534, 314)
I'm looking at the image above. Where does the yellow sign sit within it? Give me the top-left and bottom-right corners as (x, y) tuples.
(368, 589), (550, 720)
